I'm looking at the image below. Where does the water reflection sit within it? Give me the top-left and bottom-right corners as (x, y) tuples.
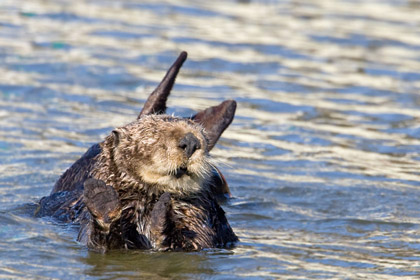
(82, 250), (220, 278)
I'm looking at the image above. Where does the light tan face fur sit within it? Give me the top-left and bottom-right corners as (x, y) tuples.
(110, 115), (212, 194)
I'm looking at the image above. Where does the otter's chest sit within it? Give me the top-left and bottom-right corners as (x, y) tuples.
(117, 192), (161, 249)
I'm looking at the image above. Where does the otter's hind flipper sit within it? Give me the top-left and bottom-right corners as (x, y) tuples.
(137, 51), (237, 152)
(191, 100), (236, 199)
(192, 100), (236, 151)
(138, 51), (188, 117)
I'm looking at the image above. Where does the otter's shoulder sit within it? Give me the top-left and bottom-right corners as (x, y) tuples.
(51, 143), (102, 194)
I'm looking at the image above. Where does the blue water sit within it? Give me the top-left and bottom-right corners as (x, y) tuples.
(1, 0), (420, 279)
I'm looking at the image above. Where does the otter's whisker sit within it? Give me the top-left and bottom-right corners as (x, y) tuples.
(208, 157), (232, 169)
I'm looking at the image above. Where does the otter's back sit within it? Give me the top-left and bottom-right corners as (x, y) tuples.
(51, 143), (101, 194)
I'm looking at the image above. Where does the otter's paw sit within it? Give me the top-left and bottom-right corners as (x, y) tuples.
(150, 192), (172, 247)
(151, 192), (172, 230)
(83, 178), (121, 232)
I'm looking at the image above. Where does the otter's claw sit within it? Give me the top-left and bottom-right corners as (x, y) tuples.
(83, 178), (121, 232)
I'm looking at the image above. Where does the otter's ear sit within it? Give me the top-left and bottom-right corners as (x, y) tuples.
(192, 100), (236, 151)
(138, 51), (188, 118)
(112, 130), (122, 147)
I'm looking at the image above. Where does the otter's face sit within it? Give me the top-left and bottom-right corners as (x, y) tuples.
(109, 115), (212, 194)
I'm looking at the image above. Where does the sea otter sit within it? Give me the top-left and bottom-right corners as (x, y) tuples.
(36, 52), (238, 252)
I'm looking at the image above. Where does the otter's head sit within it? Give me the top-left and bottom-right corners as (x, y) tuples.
(107, 115), (212, 195)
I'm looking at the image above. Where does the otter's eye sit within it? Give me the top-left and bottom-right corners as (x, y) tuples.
(178, 132), (201, 158)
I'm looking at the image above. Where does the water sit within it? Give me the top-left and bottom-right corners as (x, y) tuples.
(1, 0), (420, 278)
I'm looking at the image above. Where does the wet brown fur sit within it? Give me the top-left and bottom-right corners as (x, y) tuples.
(38, 115), (238, 251)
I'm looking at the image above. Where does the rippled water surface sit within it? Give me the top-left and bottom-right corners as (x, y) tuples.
(1, 0), (420, 279)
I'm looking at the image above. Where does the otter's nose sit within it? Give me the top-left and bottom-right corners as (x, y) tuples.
(179, 132), (201, 158)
